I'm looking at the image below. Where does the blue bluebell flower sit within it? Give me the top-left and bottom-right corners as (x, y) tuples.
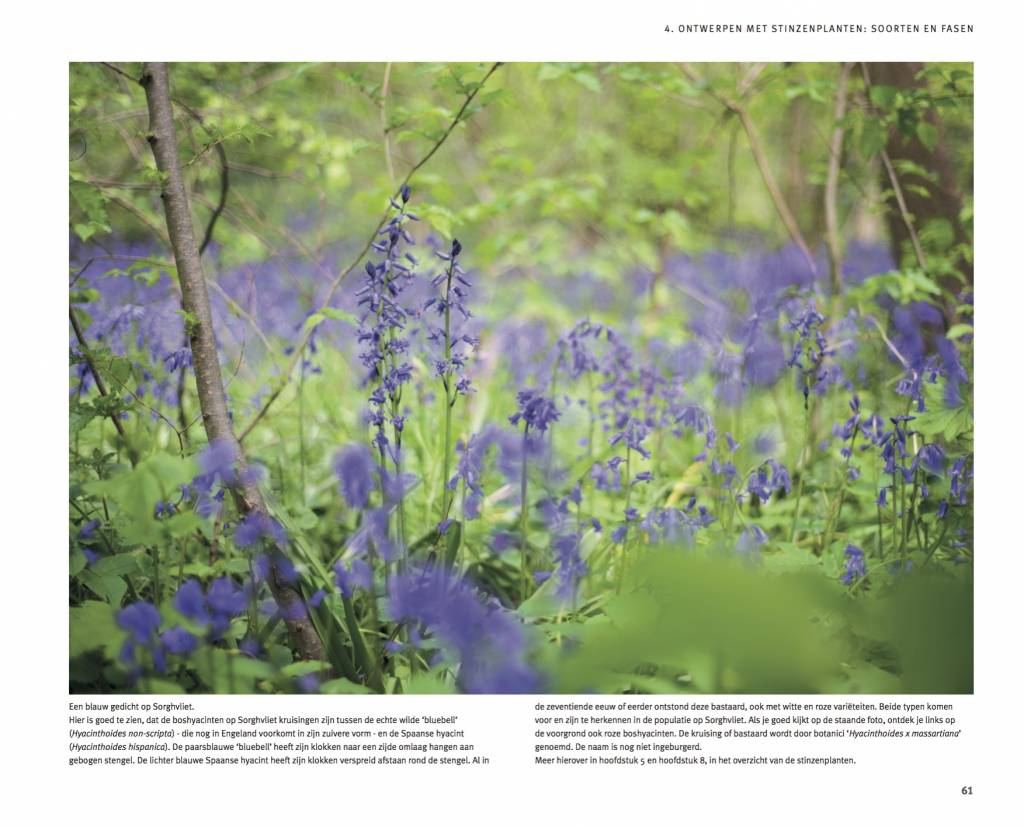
(173, 579), (210, 625)
(334, 558), (373, 599)
(79, 518), (100, 539)
(239, 637), (263, 658)
(173, 576), (247, 641)
(296, 673), (320, 693)
(786, 299), (836, 404)
(948, 455), (973, 508)
(915, 443), (947, 475)
(746, 459), (791, 503)
(115, 600), (166, 676)
(609, 416), (651, 459)
(509, 389), (560, 433)
(197, 439), (238, 486)
(735, 524), (768, 561)
(356, 191), (419, 463)
(334, 443), (377, 510)
(388, 564), (540, 693)
(160, 626), (198, 656)
(116, 601), (161, 645)
(234, 511), (287, 548)
(840, 544), (866, 584)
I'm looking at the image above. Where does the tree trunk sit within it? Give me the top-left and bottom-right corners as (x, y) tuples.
(824, 63), (854, 297)
(140, 62), (324, 662)
(870, 62), (972, 288)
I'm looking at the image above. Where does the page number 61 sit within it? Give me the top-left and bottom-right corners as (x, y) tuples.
(961, 786), (973, 796)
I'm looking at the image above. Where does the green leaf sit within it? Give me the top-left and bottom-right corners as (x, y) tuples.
(417, 203), (459, 238)
(944, 408), (973, 442)
(913, 405), (971, 441)
(145, 679), (187, 694)
(403, 672), (456, 694)
(69, 178), (111, 241)
(320, 677), (374, 694)
(80, 570), (127, 606)
(93, 551), (148, 578)
(916, 120), (938, 151)
(911, 407), (958, 437)
(860, 119), (887, 159)
(70, 403), (99, 434)
(70, 601), (120, 658)
(304, 307), (359, 331)
(443, 520), (462, 570)
(572, 71), (601, 93)
(85, 454), (198, 545)
(280, 660), (331, 678)
(193, 649), (275, 693)
(517, 573), (565, 619)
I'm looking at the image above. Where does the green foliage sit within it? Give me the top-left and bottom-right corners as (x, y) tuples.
(85, 454), (198, 545)
(547, 550), (972, 694)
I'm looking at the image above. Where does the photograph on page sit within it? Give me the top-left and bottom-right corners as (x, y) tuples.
(68, 60), (973, 697)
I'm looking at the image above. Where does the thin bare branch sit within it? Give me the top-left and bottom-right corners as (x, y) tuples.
(99, 360), (186, 455)
(380, 63), (396, 186)
(69, 308), (129, 443)
(680, 63), (817, 274)
(105, 192), (171, 245)
(100, 61), (139, 84)
(206, 279), (281, 367)
(866, 314), (909, 368)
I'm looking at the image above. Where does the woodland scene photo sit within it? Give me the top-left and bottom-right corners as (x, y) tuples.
(68, 61), (973, 694)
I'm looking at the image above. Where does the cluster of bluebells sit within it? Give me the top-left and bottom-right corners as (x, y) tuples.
(287, 311), (325, 379)
(786, 299), (836, 406)
(447, 429), (500, 521)
(334, 443), (378, 510)
(333, 442), (418, 563)
(115, 601), (197, 681)
(542, 324), (739, 558)
(174, 576), (249, 640)
(356, 185), (419, 459)
(876, 415), (917, 507)
(235, 511), (287, 548)
(74, 201), (978, 695)
(180, 439), (263, 522)
(746, 459), (791, 504)
(819, 390), (965, 585)
(830, 395), (867, 479)
(705, 428), (740, 490)
(115, 568), (304, 682)
(532, 489), (590, 602)
(892, 303), (971, 411)
(388, 564), (540, 693)
(424, 238), (477, 401)
(334, 557), (373, 599)
(823, 395), (898, 485)
(509, 388), (560, 434)
(609, 416), (651, 461)
(548, 315), (671, 447)
(938, 454), (973, 519)
(840, 544), (867, 585)
(549, 532), (587, 599)
(557, 319), (614, 381)
(735, 524), (769, 562)
(641, 501), (716, 546)
(445, 424), (549, 524)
